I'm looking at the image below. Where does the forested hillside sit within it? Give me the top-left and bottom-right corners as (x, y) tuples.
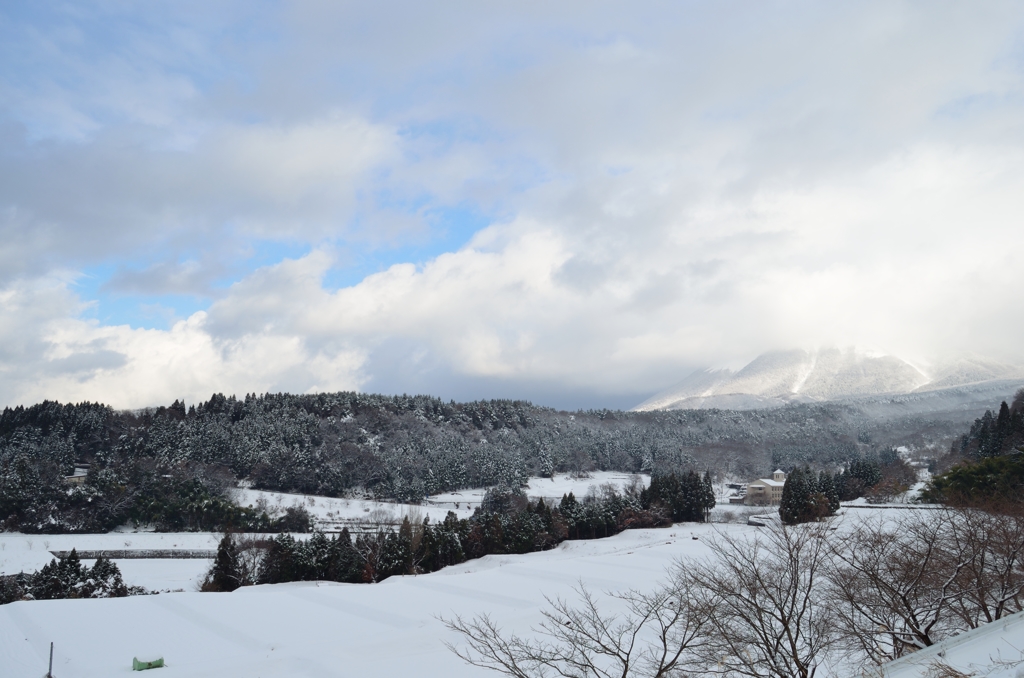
(924, 389), (1024, 505)
(0, 389), (990, 532)
(950, 388), (1024, 459)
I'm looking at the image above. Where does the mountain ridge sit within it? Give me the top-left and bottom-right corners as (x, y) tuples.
(633, 349), (1024, 412)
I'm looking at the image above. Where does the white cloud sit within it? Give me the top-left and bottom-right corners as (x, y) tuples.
(3, 2), (1024, 408)
(0, 276), (367, 408)
(0, 113), (401, 288)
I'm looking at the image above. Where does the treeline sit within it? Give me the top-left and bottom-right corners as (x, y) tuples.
(1, 389), (928, 533)
(0, 549), (134, 604)
(925, 389), (1024, 507)
(952, 389), (1024, 459)
(203, 475), (713, 591)
(779, 446), (926, 524)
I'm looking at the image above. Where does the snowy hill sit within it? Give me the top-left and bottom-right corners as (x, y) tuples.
(3, 515), (1020, 678)
(0, 525), (722, 678)
(634, 349), (1024, 411)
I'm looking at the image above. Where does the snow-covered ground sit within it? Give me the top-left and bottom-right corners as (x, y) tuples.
(232, 472), (650, 531)
(427, 472), (649, 511)
(232, 486), (478, 528)
(1, 508), (1020, 677)
(0, 473), (651, 591)
(0, 522), (719, 678)
(0, 532), (222, 581)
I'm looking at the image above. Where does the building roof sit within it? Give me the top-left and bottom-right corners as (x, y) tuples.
(750, 478), (785, 487)
(881, 609), (1024, 677)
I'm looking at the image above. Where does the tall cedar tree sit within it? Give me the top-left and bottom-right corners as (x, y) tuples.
(818, 471), (840, 514)
(643, 471), (715, 523)
(206, 534), (240, 592)
(780, 466), (836, 524)
(701, 471), (716, 521)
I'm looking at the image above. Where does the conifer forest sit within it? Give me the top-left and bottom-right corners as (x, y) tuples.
(0, 389), (992, 534)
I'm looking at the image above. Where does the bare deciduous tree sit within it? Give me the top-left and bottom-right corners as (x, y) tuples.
(442, 577), (712, 678)
(826, 512), (973, 662)
(354, 508), (396, 582)
(689, 521), (838, 678)
(443, 508), (1024, 678)
(944, 507), (1024, 629)
(234, 534), (271, 586)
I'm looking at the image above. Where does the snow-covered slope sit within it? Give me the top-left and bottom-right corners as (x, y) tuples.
(0, 524), (724, 678)
(3, 511), (1019, 677)
(915, 356), (1024, 393)
(634, 349), (1024, 411)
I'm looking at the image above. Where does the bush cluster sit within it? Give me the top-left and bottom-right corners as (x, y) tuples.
(0, 549), (130, 604)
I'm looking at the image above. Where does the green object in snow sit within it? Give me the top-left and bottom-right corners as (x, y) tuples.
(132, 656), (165, 671)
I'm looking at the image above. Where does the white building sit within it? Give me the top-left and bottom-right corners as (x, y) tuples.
(745, 469), (786, 506)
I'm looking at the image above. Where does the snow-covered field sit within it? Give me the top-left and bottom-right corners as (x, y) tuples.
(0, 532), (222, 589)
(232, 471), (650, 531)
(0, 522), (719, 678)
(3, 474), (1010, 678)
(0, 474), (651, 591)
(428, 471), (649, 510)
(2, 507), (1020, 677)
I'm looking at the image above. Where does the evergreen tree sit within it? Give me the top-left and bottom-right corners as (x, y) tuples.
(780, 468), (811, 525)
(878, 447), (900, 467)
(533, 498), (553, 533)
(257, 534), (298, 584)
(0, 573), (28, 604)
(993, 401), (1011, 454)
(29, 549), (86, 600)
(846, 459), (882, 492)
(329, 528), (364, 583)
(700, 471), (716, 522)
(378, 518), (414, 580)
(22, 549), (129, 600)
(818, 471), (840, 514)
(976, 410), (995, 457)
(301, 531), (333, 580)
(206, 534), (241, 592)
(644, 471), (712, 523)
(82, 557), (128, 598)
(428, 511), (466, 570)
(559, 492), (584, 539)
(781, 466), (835, 524)
(503, 510), (545, 554)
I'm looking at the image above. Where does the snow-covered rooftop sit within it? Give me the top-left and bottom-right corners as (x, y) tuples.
(881, 609), (1024, 677)
(751, 478), (785, 487)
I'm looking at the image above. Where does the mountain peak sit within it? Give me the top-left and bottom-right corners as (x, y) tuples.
(633, 349), (1022, 411)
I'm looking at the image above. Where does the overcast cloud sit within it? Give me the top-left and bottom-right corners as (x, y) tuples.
(2, 1), (1024, 410)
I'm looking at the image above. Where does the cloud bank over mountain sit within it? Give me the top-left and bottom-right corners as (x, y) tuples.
(3, 2), (1024, 409)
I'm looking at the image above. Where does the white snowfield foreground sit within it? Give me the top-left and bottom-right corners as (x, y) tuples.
(0, 523), (718, 678)
(882, 610), (1024, 678)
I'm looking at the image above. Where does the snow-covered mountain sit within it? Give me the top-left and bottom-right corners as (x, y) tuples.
(634, 349), (1024, 411)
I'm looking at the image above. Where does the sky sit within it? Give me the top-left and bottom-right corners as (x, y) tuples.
(2, 1), (1024, 411)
